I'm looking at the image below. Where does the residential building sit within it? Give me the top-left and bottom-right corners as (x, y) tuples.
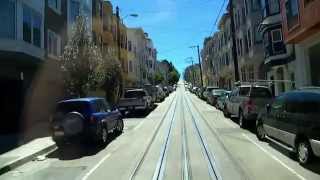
(67, 0), (92, 37)
(145, 33), (157, 84)
(157, 60), (171, 85)
(0, 0), (45, 133)
(92, 0), (103, 48)
(215, 13), (234, 90)
(259, 0), (296, 96)
(127, 28), (141, 86)
(232, 0), (265, 82)
(201, 37), (215, 86)
(280, 0), (320, 87)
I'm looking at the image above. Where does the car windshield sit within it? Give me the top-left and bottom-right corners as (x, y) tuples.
(212, 90), (226, 96)
(250, 87), (272, 98)
(124, 91), (146, 98)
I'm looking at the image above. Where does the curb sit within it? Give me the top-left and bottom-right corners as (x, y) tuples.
(0, 144), (57, 175)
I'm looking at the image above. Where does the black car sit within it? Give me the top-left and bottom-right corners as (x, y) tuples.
(51, 98), (124, 146)
(256, 90), (320, 165)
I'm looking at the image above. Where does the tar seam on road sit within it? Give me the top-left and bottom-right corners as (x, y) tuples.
(181, 96), (191, 180)
(186, 92), (250, 180)
(242, 133), (307, 180)
(152, 90), (181, 180)
(129, 93), (178, 180)
(81, 153), (111, 180)
(183, 95), (221, 180)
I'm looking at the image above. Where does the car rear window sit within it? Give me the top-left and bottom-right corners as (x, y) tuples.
(250, 87), (272, 98)
(56, 101), (89, 114)
(124, 90), (146, 98)
(239, 87), (250, 96)
(212, 90), (226, 96)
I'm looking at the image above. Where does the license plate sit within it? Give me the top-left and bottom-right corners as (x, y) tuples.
(54, 131), (64, 136)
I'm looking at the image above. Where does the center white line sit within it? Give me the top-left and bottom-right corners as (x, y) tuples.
(242, 133), (306, 180)
(81, 153), (111, 180)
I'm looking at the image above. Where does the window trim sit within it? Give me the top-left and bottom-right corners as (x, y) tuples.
(285, 0), (301, 32)
(47, 29), (61, 59)
(271, 29), (282, 43)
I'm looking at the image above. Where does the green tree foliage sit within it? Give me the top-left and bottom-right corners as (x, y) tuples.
(154, 72), (164, 85)
(168, 70), (180, 85)
(98, 53), (123, 105)
(60, 16), (103, 97)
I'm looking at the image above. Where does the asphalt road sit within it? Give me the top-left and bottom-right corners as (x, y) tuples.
(1, 84), (320, 180)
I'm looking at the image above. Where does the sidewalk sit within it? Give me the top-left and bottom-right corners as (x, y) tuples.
(0, 137), (56, 175)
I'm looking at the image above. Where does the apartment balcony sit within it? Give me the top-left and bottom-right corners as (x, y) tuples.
(0, 38), (45, 63)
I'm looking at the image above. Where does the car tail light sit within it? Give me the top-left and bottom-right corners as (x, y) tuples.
(90, 116), (96, 123)
(245, 99), (255, 112)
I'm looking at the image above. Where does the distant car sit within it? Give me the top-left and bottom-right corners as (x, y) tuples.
(167, 86), (174, 93)
(118, 89), (152, 114)
(256, 90), (320, 165)
(192, 87), (198, 94)
(51, 98), (123, 146)
(224, 85), (273, 128)
(216, 91), (231, 110)
(155, 85), (166, 102)
(203, 86), (219, 100)
(144, 84), (157, 104)
(207, 89), (227, 106)
(163, 86), (170, 96)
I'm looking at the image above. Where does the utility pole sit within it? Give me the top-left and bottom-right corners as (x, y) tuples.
(229, 0), (240, 82)
(190, 45), (204, 88)
(196, 45), (204, 88)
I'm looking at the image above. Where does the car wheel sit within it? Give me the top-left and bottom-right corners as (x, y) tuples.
(239, 110), (246, 128)
(223, 106), (230, 118)
(96, 124), (108, 145)
(256, 122), (266, 141)
(297, 140), (313, 165)
(116, 119), (124, 134)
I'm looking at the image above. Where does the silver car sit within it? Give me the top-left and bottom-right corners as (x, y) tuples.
(224, 85), (273, 128)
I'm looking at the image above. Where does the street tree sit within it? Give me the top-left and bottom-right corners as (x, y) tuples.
(60, 16), (103, 97)
(154, 72), (165, 85)
(98, 52), (123, 105)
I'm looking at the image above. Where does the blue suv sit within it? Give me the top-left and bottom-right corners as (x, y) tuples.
(51, 97), (123, 146)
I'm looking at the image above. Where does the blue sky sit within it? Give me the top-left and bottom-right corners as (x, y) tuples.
(110, 0), (227, 73)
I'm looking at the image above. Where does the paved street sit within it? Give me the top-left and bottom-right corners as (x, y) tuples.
(1, 84), (320, 180)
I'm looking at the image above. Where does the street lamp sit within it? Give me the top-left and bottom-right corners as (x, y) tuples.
(189, 45), (204, 88)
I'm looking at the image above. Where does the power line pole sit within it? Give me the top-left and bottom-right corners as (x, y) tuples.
(196, 45), (204, 88)
(229, 0), (240, 82)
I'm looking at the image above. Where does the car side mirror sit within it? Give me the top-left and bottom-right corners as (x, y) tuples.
(266, 104), (271, 113)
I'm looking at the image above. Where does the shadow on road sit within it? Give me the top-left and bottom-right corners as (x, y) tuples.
(46, 132), (121, 160)
(123, 104), (158, 118)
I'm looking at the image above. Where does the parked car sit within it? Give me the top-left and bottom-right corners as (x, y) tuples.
(192, 87), (199, 94)
(256, 89), (320, 165)
(224, 84), (273, 128)
(168, 86), (174, 93)
(51, 98), (123, 146)
(144, 84), (157, 104)
(156, 85), (166, 102)
(118, 89), (152, 114)
(203, 86), (219, 100)
(216, 91), (231, 110)
(163, 86), (170, 96)
(207, 89), (227, 106)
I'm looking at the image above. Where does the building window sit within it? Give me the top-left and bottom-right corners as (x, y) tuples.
(48, 0), (61, 14)
(254, 24), (262, 43)
(129, 61), (133, 72)
(23, 6), (32, 43)
(285, 0), (299, 30)
(33, 13), (41, 47)
(48, 30), (61, 58)
(23, 5), (42, 47)
(70, 0), (80, 24)
(271, 28), (285, 54)
(248, 66), (254, 80)
(0, 0), (16, 39)
(241, 68), (247, 81)
(128, 41), (132, 51)
(247, 29), (252, 49)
